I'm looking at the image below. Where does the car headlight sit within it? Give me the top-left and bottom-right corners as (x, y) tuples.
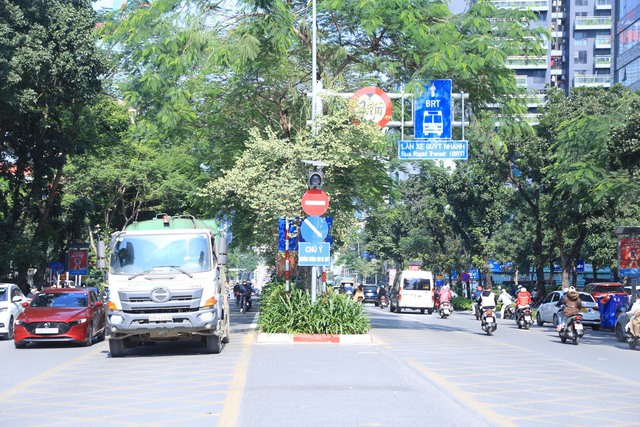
(69, 318), (88, 326)
(15, 319), (25, 325)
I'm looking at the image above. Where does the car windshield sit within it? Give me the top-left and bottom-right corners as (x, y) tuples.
(595, 285), (625, 293)
(579, 293), (595, 303)
(110, 233), (213, 275)
(403, 278), (431, 290)
(31, 292), (88, 308)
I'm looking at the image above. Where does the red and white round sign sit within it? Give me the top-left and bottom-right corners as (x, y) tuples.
(301, 189), (329, 216)
(351, 86), (393, 127)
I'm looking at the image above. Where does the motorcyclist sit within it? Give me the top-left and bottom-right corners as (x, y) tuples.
(478, 285), (496, 311)
(377, 285), (388, 302)
(626, 291), (640, 337)
(472, 285), (483, 318)
(239, 281), (252, 310)
(438, 285), (453, 304)
(352, 285), (365, 303)
(233, 282), (241, 307)
(498, 288), (513, 319)
(516, 287), (532, 310)
(556, 286), (582, 331)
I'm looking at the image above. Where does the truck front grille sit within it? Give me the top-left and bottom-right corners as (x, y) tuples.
(118, 288), (203, 314)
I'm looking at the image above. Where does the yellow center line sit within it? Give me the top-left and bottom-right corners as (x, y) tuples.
(218, 320), (256, 427)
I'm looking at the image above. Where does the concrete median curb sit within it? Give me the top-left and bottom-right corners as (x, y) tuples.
(257, 332), (372, 344)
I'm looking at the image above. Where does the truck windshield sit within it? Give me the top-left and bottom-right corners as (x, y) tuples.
(110, 233), (213, 275)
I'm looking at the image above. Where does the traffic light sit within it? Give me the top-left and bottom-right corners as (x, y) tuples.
(307, 170), (323, 189)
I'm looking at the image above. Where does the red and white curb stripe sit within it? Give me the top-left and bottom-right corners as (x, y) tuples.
(257, 333), (372, 344)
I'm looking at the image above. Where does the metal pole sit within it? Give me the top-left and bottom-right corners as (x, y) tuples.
(461, 91), (465, 140)
(285, 218), (290, 293)
(311, 266), (317, 303)
(311, 0), (317, 124)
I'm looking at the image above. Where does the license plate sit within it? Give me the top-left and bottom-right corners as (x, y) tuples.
(149, 314), (173, 322)
(575, 323), (583, 330)
(580, 308), (588, 313)
(525, 316), (532, 322)
(486, 317), (494, 323)
(35, 327), (59, 334)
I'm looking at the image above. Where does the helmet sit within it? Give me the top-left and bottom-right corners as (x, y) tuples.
(521, 287), (527, 292)
(517, 284), (522, 289)
(569, 286), (576, 292)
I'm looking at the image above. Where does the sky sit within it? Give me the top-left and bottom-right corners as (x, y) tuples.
(93, 0), (122, 11)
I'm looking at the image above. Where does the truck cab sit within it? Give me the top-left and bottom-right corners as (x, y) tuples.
(104, 214), (230, 357)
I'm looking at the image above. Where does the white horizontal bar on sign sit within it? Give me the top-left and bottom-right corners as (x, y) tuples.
(304, 201), (327, 206)
(452, 121), (470, 126)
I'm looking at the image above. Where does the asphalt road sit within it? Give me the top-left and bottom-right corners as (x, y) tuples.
(1, 300), (639, 427)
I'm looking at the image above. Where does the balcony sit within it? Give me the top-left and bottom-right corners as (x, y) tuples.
(515, 75), (528, 87)
(595, 0), (612, 10)
(594, 55), (611, 69)
(492, 0), (549, 10)
(595, 36), (612, 49)
(574, 74), (611, 87)
(505, 56), (548, 69)
(575, 16), (611, 30)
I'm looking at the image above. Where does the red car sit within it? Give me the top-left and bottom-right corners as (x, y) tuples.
(582, 282), (628, 301)
(14, 287), (106, 348)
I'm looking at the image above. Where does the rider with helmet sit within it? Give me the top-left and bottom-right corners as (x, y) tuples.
(556, 286), (582, 331)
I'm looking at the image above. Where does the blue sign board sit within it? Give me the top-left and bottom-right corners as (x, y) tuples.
(298, 242), (331, 266)
(398, 139), (468, 160)
(300, 216), (329, 243)
(49, 261), (64, 275)
(414, 80), (452, 140)
(278, 218), (299, 251)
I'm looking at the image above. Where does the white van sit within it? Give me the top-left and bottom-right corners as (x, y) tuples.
(390, 270), (435, 314)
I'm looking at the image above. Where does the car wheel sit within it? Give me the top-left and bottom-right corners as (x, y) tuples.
(109, 338), (126, 357)
(206, 334), (222, 354)
(14, 340), (27, 349)
(97, 326), (107, 342)
(84, 324), (94, 347)
(421, 309), (425, 314)
(553, 314), (558, 328)
(5, 316), (15, 340)
(536, 312), (544, 326)
(427, 309), (433, 315)
(592, 325), (600, 331)
(615, 323), (626, 342)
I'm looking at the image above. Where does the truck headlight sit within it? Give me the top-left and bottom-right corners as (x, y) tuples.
(200, 312), (214, 322)
(110, 315), (124, 325)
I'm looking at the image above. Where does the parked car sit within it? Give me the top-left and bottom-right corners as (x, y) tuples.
(536, 290), (601, 330)
(14, 287), (106, 348)
(0, 283), (27, 340)
(583, 282), (628, 301)
(363, 285), (379, 305)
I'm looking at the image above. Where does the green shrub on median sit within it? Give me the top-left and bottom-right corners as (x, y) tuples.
(258, 283), (370, 334)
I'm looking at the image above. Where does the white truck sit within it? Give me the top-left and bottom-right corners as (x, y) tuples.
(102, 214), (230, 357)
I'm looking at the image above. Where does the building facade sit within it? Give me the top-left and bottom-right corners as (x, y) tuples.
(613, 0), (640, 89)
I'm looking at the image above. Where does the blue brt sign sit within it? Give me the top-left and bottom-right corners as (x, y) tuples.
(414, 80), (452, 140)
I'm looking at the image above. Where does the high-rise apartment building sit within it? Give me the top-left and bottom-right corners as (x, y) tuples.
(494, 0), (613, 94)
(613, 0), (640, 89)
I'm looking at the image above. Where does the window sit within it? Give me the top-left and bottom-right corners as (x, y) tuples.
(574, 32), (587, 46)
(403, 278), (431, 291)
(574, 51), (587, 64)
(575, 0), (588, 5)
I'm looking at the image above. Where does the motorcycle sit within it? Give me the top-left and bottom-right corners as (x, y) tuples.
(439, 300), (452, 318)
(474, 303), (482, 320)
(502, 303), (516, 320)
(515, 305), (533, 329)
(240, 294), (251, 314)
(379, 295), (389, 309)
(480, 307), (498, 335)
(559, 314), (584, 344)
(625, 329), (639, 350)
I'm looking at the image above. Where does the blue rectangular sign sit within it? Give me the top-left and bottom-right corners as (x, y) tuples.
(298, 242), (331, 266)
(398, 140), (468, 160)
(414, 80), (452, 140)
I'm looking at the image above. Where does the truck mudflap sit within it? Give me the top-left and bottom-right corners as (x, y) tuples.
(107, 308), (224, 339)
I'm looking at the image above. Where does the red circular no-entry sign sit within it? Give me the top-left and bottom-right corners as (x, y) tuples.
(351, 86), (393, 127)
(301, 189), (329, 216)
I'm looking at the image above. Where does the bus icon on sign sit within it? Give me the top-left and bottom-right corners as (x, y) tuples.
(423, 110), (443, 136)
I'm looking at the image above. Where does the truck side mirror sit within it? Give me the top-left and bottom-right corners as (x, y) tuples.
(217, 236), (228, 265)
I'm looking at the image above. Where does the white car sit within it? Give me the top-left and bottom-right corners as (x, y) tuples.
(536, 290), (601, 330)
(0, 283), (27, 340)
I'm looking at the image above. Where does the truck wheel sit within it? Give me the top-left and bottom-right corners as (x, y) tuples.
(222, 313), (230, 344)
(206, 334), (222, 354)
(109, 338), (126, 357)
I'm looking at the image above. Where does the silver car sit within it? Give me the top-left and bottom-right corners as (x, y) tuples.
(536, 290), (601, 330)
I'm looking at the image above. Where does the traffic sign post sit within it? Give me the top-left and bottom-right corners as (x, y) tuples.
(414, 80), (452, 140)
(301, 189), (329, 216)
